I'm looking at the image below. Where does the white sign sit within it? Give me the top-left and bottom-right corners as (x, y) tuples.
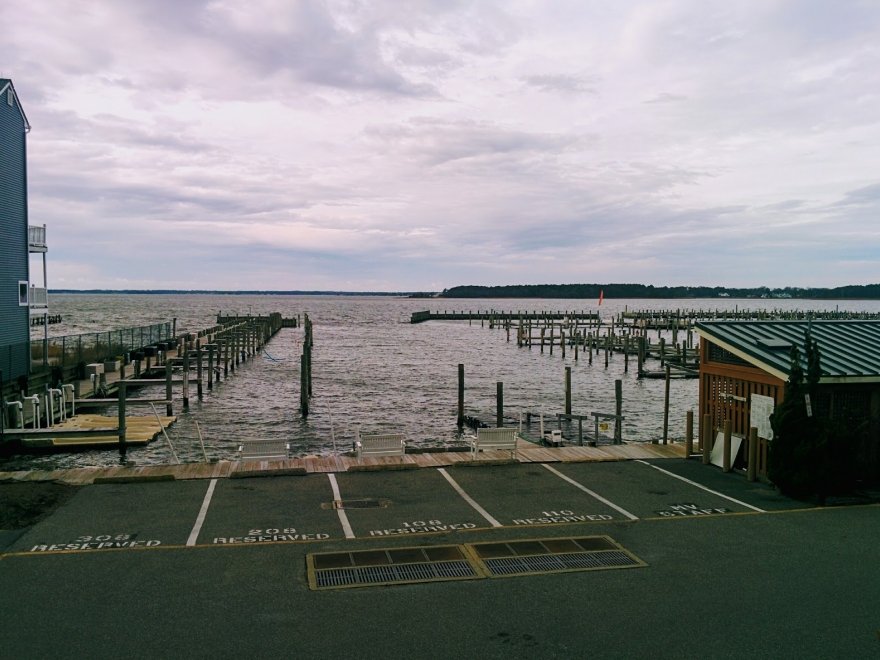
(750, 394), (775, 440)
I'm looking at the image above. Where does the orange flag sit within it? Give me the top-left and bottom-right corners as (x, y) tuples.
(598, 289), (604, 306)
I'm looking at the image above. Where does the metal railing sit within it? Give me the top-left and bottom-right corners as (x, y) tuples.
(28, 224), (46, 248)
(28, 286), (48, 309)
(24, 321), (174, 375)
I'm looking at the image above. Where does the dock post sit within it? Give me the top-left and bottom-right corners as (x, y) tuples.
(196, 345), (204, 399)
(207, 345), (214, 391)
(300, 347), (309, 418)
(722, 419), (732, 472)
(615, 379), (623, 444)
(747, 427), (758, 481)
(561, 330), (565, 358)
(457, 364), (464, 430)
(637, 336), (645, 376)
(496, 381), (503, 427)
(662, 366), (671, 444)
(223, 339), (229, 377)
(117, 382), (127, 461)
(165, 361), (173, 416)
(624, 337), (629, 372)
(183, 349), (190, 409)
(685, 410), (694, 458)
(564, 366), (571, 416)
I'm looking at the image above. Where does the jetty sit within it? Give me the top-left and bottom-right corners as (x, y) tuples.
(1, 313), (291, 453)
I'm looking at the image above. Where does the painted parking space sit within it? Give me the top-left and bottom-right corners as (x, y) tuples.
(444, 463), (627, 527)
(333, 469), (489, 538)
(636, 459), (813, 512)
(11, 480), (209, 553)
(196, 476), (341, 546)
(552, 461), (760, 519)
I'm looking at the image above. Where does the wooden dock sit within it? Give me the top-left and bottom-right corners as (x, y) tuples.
(6, 414), (176, 449)
(0, 442), (686, 485)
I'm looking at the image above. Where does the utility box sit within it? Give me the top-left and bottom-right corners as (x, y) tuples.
(86, 363), (104, 376)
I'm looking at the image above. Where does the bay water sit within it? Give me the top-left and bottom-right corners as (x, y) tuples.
(7, 294), (878, 470)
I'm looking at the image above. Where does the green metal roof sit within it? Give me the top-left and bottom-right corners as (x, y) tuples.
(695, 319), (880, 384)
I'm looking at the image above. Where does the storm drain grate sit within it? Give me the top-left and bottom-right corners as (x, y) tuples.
(308, 544), (480, 590)
(483, 550), (639, 575)
(468, 536), (645, 577)
(314, 560), (476, 588)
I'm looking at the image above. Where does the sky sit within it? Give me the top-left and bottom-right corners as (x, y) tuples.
(5, 0), (880, 291)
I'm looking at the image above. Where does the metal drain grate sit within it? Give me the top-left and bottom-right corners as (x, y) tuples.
(468, 536), (645, 577)
(483, 550), (638, 575)
(308, 544), (480, 590)
(315, 560), (476, 588)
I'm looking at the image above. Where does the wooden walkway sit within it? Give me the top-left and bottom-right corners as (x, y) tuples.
(0, 442), (686, 486)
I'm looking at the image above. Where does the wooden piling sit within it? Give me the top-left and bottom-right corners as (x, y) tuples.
(614, 379), (622, 444)
(165, 362), (173, 416)
(662, 365), (670, 445)
(565, 366), (571, 416)
(117, 382), (127, 459)
(496, 381), (503, 427)
(748, 426), (758, 481)
(685, 410), (694, 458)
(182, 349), (190, 409)
(196, 345), (204, 399)
(457, 364), (464, 429)
(207, 344), (214, 391)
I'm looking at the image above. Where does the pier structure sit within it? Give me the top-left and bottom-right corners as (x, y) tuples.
(0, 312), (292, 453)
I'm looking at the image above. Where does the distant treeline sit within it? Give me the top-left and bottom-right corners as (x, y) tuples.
(50, 289), (412, 296)
(439, 283), (880, 299)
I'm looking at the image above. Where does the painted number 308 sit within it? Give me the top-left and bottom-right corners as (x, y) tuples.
(248, 528), (297, 535)
(76, 534), (131, 542)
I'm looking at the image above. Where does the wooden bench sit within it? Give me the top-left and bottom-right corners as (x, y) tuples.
(466, 427), (518, 459)
(238, 438), (290, 460)
(356, 432), (406, 459)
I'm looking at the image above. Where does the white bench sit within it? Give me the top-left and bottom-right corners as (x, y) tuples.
(238, 439), (290, 460)
(356, 432), (406, 459)
(466, 427), (518, 459)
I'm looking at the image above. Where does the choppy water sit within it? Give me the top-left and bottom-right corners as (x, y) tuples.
(8, 294), (880, 470)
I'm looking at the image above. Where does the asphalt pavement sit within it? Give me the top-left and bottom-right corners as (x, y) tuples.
(1, 459), (878, 659)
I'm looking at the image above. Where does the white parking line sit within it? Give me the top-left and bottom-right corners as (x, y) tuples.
(541, 463), (639, 521)
(328, 474), (355, 539)
(437, 468), (502, 527)
(635, 460), (766, 513)
(187, 478), (217, 546)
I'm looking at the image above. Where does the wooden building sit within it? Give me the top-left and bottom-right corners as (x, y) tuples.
(696, 319), (880, 480)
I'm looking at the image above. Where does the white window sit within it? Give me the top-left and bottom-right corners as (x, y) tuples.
(7, 89), (13, 107)
(18, 281), (28, 305)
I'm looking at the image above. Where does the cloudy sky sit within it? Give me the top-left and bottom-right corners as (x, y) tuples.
(5, 0), (880, 291)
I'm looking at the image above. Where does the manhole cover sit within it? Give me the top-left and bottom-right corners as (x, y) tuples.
(330, 498), (389, 509)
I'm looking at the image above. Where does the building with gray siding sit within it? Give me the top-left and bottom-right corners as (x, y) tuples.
(0, 79), (34, 384)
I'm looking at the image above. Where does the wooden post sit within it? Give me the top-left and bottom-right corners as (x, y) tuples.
(207, 344), (214, 391)
(685, 410), (694, 458)
(702, 414), (712, 464)
(300, 346), (309, 418)
(457, 364), (464, 430)
(604, 335), (609, 368)
(196, 346), (204, 399)
(722, 419), (732, 472)
(637, 336), (645, 376)
(748, 426), (758, 481)
(565, 366), (571, 416)
(165, 361), (173, 416)
(614, 380), (623, 443)
(540, 327), (545, 353)
(182, 349), (190, 409)
(496, 381), (503, 427)
(117, 382), (127, 460)
(624, 337), (629, 373)
(662, 365), (671, 445)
